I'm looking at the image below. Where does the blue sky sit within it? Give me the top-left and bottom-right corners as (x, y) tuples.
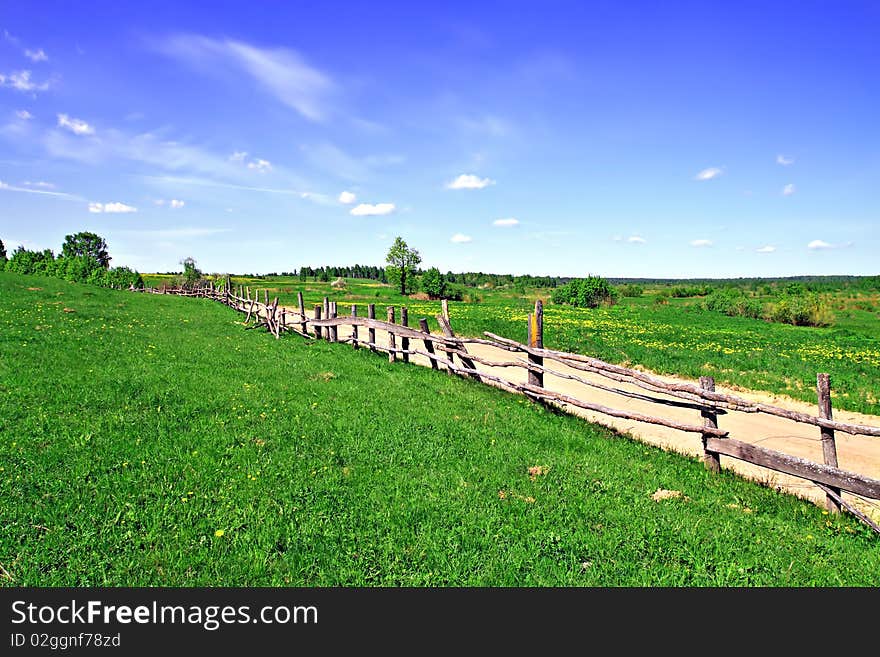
(1, 1), (878, 278)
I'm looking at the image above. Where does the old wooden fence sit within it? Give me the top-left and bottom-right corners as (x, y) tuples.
(135, 279), (880, 534)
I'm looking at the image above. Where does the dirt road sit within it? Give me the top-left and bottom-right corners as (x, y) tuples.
(282, 305), (880, 522)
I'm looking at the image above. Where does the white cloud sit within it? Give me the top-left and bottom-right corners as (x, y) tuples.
(627, 235), (646, 244)
(807, 239), (832, 250)
(450, 233), (473, 243)
(690, 239), (713, 247)
(446, 173), (495, 189)
(15, 109), (32, 120)
(57, 113), (94, 135)
(782, 183), (796, 196)
(88, 201), (137, 213)
(338, 190), (356, 204)
(0, 179), (80, 199)
(246, 158), (272, 172)
(756, 245), (776, 253)
(158, 35), (335, 122)
(170, 199), (185, 209)
(154, 199), (166, 205)
(350, 202), (395, 216)
(694, 167), (723, 181)
(776, 154), (794, 166)
(492, 217), (519, 227)
(22, 181), (54, 189)
(0, 70), (51, 92)
(24, 48), (48, 62)
(229, 151), (248, 162)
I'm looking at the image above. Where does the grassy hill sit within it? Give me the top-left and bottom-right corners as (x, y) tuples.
(1, 271), (877, 586)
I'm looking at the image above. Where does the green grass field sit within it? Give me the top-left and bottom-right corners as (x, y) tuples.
(2, 271), (878, 586)
(142, 274), (880, 416)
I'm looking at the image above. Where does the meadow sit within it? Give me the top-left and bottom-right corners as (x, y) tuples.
(143, 273), (880, 416)
(2, 271), (878, 586)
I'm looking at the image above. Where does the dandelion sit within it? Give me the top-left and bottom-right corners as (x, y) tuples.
(214, 529), (225, 538)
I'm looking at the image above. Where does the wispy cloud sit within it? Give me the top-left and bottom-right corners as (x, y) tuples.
(756, 245), (776, 253)
(492, 217), (519, 227)
(807, 239), (847, 250)
(776, 154), (794, 166)
(15, 109), (32, 120)
(338, 190), (356, 204)
(57, 113), (94, 135)
(350, 202), (395, 216)
(694, 167), (723, 181)
(142, 175), (308, 196)
(22, 181), (54, 189)
(0, 180), (81, 200)
(690, 239), (713, 247)
(0, 70), (51, 93)
(246, 158), (272, 172)
(458, 114), (513, 137)
(24, 48), (48, 62)
(88, 201), (137, 213)
(450, 233), (473, 243)
(170, 199), (185, 209)
(627, 235), (646, 244)
(300, 142), (370, 181)
(782, 183), (795, 196)
(446, 173), (495, 190)
(158, 34), (336, 121)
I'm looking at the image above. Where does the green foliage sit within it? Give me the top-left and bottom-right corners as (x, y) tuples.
(552, 276), (617, 308)
(177, 257), (203, 289)
(617, 283), (644, 297)
(669, 285), (711, 298)
(3, 272), (877, 585)
(701, 288), (763, 319)
(420, 267), (447, 299)
(385, 236), (421, 295)
(0, 238), (6, 269)
(62, 231), (111, 268)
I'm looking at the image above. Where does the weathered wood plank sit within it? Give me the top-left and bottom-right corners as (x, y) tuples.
(817, 373), (841, 513)
(704, 437), (880, 499)
(701, 376), (721, 473)
(387, 306), (396, 363)
(368, 304), (376, 353)
(419, 318), (439, 369)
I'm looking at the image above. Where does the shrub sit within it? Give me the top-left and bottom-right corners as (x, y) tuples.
(552, 276), (617, 308)
(617, 283), (644, 297)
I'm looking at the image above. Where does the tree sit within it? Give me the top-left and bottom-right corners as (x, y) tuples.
(178, 257), (202, 288)
(62, 232), (110, 269)
(551, 275), (617, 308)
(385, 236), (421, 295)
(0, 238), (6, 270)
(420, 267), (446, 299)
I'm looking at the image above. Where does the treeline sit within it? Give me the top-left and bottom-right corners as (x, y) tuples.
(0, 233), (143, 290)
(250, 266), (562, 290)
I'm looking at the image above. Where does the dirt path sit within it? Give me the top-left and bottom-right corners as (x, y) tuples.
(281, 305), (880, 522)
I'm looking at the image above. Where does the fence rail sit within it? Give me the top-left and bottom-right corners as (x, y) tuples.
(133, 279), (880, 533)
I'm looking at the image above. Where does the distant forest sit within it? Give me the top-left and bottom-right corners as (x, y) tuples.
(148, 264), (880, 292)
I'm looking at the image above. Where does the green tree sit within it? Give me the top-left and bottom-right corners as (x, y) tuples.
(178, 257), (202, 289)
(385, 236), (421, 295)
(552, 276), (617, 308)
(420, 266), (446, 298)
(62, 232), (111, 269)
(0, 238), (6, 270)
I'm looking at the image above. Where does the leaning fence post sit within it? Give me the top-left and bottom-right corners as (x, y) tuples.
(400, 306), (409, 363)
(527, 300), (544, 388)
(351, 304), (359, 349)
(368, 304), (376, 353)
(419, 318), (438, 369)
(314, 304), (323, 340)
(387, 306), (396, 363)
(700, 376), (721, 473)
(297, 291), (307, 335)
(264, 289), (269, 305)
(817, 373), (841, 513)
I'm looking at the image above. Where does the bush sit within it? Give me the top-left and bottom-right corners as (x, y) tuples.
(552, 276), (617, 308)
(617, 284), (643, 297)
(420, 267), (447, 299)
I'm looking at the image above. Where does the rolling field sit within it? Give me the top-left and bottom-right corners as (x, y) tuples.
(142, 274), (880, 416)
(2, 271), (878, 586)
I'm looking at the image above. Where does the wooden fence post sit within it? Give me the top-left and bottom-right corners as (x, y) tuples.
(528, 300), (544, 388)
(368, 304), (376, 353)
(314, 304), (323, 339)
(419, 318), (438, 369)
(387, 306), (396, 363)
(441, 299), (449, 321)
(817, 373), (841, 513)
(264, 289), (269, 305)
(297, 291), (307, 335)
(401, 306), (409, 363)
(351, 305), (358, 349)
(323, 297), (330, 341)
(700, 376), (721, 473)
(329, 301), (338, 343)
